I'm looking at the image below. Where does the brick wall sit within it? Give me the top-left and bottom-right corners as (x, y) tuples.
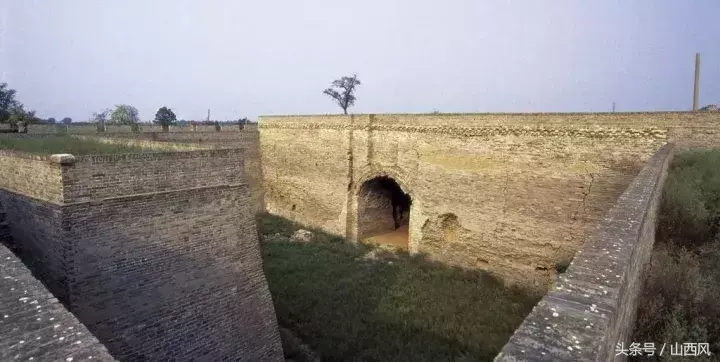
(79, 131), (266, 214)
(0, 148), (283, 361)
(259, 112), (719, 288)
(63, 149), (244, 202)
(0, 190), (67, 300)
(495, 144), (674, 361)
(28, 124), (254, 134)
(64, 185), (281, 360)
(0, 151), (64, 203)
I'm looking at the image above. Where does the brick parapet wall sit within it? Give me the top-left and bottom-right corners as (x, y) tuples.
(0, 146), (282, 360)
(27, 124), (257, 134)
(0, 151), (64, 203)
(495, 144), (674, 362)
(63, 149), (246, 202)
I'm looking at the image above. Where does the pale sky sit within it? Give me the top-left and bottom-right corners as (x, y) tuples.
(2, 0), (719, 122)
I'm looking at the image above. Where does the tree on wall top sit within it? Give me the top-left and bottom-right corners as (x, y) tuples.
(323, 74), (361, 115)
(154, 106), (177, 131)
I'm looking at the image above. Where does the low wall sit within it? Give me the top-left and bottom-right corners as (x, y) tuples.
(75, 131), (266, 214)
(0, 150), (64, 203)
(495, 143), (674, 361)
(27, 124), (257, 134)
(63, 149), (245, 202)
(0, 244), (114, 361)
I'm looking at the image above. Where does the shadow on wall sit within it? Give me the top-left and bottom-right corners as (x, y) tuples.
(65, 231), (280, 360)
(1, 188), (282, 361)
(257, 213), (541, 362)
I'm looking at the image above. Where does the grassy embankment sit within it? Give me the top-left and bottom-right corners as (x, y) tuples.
(258, 214), (541, 362)
(633, 149), (720, 358)
(0, 134), (151, 155)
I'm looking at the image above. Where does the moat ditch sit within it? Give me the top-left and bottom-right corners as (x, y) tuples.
(258, 213), (542, 362)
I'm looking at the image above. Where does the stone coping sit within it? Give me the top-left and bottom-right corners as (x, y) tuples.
(0, 245), (115, 361)
(495, 143), (674, 362)
(0, 147), (243, 164)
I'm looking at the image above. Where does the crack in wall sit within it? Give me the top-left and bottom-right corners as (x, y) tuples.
(494, 168), (511, 234)
(345, 115), (355, 239)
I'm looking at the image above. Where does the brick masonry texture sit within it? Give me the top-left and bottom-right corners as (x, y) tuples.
(0, 147), (283, 361)
(63, 149), (245, 202)
(259, 112), (720, 288)
(79, 131), (266, 214)
(495, 144), (674, 362)
(0, 244), (115, 361)
(0, 150), (64, 203)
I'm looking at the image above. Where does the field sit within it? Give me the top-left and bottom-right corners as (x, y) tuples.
(0, 135), (153, 155)
(258, 214), (541, 362)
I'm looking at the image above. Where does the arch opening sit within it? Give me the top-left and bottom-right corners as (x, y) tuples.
(357, 176), (412, 248)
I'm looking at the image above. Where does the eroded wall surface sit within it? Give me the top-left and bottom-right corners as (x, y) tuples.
(496, 144), (674, 362)
(259, 112), (720, 287)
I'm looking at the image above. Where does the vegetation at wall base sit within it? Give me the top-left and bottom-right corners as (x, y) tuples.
(0, 135), (152, 155)
(633, 149), (720, 358)
(258, 213), (541, 362)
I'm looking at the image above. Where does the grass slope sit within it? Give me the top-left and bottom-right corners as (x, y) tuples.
(258, 214), (540, 362)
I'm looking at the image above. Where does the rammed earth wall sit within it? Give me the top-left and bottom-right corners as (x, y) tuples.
(495, 143), (674, 361)
(259, 112), (720, 287)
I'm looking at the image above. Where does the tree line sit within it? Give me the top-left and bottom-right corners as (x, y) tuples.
(0, 83), (252, 132)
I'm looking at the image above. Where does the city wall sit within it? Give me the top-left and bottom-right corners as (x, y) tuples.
(496, 143), (674, 361)
(0, 147), (283, 360)
(259, 112), (720, 287)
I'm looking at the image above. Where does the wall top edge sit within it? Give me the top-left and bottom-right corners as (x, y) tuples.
(259, 111), (716, 119)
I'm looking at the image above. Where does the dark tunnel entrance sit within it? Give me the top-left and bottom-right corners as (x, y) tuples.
(357, 176), (412, 248)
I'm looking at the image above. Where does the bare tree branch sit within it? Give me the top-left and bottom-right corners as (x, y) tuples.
(323, 74), (361, 115)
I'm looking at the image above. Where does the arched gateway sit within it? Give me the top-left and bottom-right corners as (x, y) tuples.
(356, 176), (412, 248)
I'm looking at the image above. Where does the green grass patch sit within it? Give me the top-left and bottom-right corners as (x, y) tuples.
(658, 149), (720, 247)
(0, 135), (153, 155)
(633, 149), (720, 356)
(259, 213), (540, 362)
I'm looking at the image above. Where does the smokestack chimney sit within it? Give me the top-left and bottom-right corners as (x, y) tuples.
(693, 53), (701, 111)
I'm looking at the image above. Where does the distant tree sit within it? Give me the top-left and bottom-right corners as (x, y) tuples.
(154, 106), (177, 131)
(237, 117), (249, 129)
(323, 74), (361, 115)
(109, 104), (140, 125)
(46, 117), (57, 124)
(0, 82), (20, 124)
(91, 109), (109, 132)
(61, 117), (72, 125)
(214, 120), (221, 131)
